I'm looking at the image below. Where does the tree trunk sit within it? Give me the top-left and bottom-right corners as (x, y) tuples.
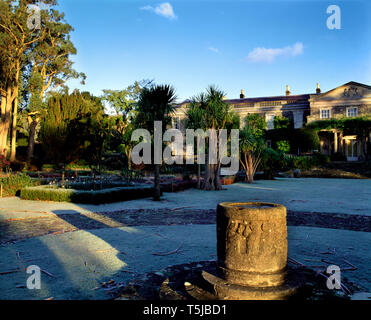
(202, 163), (222, 190)
(0, 92), (6, 155)
(153, 164), (161, 201)
(128, 149), (132, 170)
(247, 153), (254, 183)
(0, 86), (13, 157)
(197, 163), (201, 189)
(27, 119), (38, 163)
(9, 97), (18, 162)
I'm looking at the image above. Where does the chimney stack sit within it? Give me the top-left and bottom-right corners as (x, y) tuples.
(316, 82), (321, 94)
(240, 90), (245, 99)
(285, 85), (291, 96)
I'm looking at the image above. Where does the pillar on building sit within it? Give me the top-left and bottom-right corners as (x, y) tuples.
(334, 130), (338, 153)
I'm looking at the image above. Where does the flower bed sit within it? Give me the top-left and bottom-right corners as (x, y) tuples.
(20, 185), (155, 204)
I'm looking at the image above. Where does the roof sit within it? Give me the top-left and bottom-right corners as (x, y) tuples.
(226, 94), (311, 105)
(176, 94), (311, 108)
(318, 81), (371, 97)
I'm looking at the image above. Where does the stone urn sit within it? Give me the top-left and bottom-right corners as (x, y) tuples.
(202, 202), (297, 300)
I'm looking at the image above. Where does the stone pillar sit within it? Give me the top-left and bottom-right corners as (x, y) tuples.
(217, 202), (287, 287)
(202, 202), (296, 300)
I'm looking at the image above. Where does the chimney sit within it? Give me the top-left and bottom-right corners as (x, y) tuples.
(285, 85), (291, 96)
(316, 82), (321, 94)
(240, 90), (245, 99)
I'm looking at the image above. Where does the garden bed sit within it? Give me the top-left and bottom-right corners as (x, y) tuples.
(20, 185), (155, 204)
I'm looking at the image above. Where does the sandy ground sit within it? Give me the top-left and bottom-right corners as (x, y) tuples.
(0, 178), (370, 221)
(0, 178), (370, 300)
(0, 225), (370, 300)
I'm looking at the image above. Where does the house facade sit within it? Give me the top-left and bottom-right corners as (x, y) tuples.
(172, 81), (371, 161)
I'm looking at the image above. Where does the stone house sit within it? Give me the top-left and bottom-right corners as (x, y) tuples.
(172, 81), (371, 161)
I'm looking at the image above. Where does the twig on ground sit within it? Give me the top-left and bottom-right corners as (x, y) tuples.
(343, 259), (357, 270)
(41, 269), (56, 278)
(288, 257), (305, 267)
(0, 268), (25, 275)
(152, 243), (183, 256)
(321, 258), (338, 265)
(170, 206), (193, 212)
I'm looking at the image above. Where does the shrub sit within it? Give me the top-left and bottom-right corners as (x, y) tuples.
(276, 140), (290, 154)
(292, 156), (313, 171)
(261, 148), (282, 179)
(20, 185), (155, 204)
(312, 153), (331, 166)
(0, 172), (40, 197)
(0, 152), (10, 172)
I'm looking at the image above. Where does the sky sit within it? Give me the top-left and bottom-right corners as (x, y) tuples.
(57, 0), (371, 102)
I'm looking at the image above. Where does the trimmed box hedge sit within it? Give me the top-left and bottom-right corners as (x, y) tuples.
(20, 185), (155, 204)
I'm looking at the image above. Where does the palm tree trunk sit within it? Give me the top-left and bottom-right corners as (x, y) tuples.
(247, 153), (254, 183)
(153, 164), (161, 201)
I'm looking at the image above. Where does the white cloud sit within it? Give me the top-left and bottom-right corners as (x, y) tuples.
(246, 42), (304, 63)
(140, 3), (177, 20)
(208, 46), (219, 53)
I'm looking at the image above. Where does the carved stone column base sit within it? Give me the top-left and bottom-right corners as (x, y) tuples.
(202, 270), (298, 300)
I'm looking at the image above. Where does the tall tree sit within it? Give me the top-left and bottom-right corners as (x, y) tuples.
(0, 0), (48, 157)
(135, 84), (177, 201)
(24, 6), (85, 163)
(102, 79), (152, 117)
(0, 0), (84, 162)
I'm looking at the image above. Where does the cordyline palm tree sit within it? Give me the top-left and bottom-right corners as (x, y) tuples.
(186, 86), (238, 190)
(135, 84), (177, 201)
(239, 114), (266, 183)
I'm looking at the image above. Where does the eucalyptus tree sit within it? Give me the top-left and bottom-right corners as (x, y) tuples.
(24, 6), (85, 163)
(135, 84), (177, 201)
(0, 0), (49, 157)
(103, 80), (152, 169)
(0, 0), (84, 162)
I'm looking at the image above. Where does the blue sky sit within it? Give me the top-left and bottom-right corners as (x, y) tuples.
(58, 0), (371, 102)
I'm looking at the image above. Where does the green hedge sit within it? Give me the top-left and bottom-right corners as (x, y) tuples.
(20, 185), (155, 204)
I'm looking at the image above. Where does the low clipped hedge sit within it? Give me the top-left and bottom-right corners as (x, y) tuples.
(20, 185), (155, 204)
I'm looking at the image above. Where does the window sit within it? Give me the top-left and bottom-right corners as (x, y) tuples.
(173, 117), (180, 129)
(265, 114), (275, 130)
(260, 101), (282, 107)
(347, 107), (358, 117)
(320, 109), (331, 119)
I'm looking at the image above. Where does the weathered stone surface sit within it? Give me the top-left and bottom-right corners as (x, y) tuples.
(216, 202), (288, 287)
